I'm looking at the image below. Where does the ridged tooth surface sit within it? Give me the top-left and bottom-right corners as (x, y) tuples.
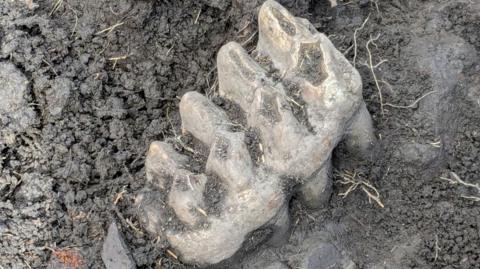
(180, 91), (231, 147)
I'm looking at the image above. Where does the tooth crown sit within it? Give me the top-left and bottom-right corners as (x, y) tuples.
(137, 0), (374, 266)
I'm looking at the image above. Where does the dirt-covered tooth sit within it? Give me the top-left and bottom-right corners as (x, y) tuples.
(343, 101), (376, 157)
(145, 141), (207, 226)
(139, 0), (376, 265)
(265, 204), (290, 246)
(217, 41), (270, 112)
(297, 159), (332, 209)
(168, 173), (207, 227)
(145, 141), (189, 189)
(258, 0), (315, 72)
(257, 0), (297, 65)
(248, 86), (335, 179)
(180, 91), (230, 146)
(166, 171), (286, 266)
(249, 86), (306, 169)
(206, 131), (253, 193)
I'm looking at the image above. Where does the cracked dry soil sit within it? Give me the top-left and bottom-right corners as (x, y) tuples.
(0, 0), (479, 268)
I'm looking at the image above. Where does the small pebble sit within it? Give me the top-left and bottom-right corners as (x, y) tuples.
(102, 221), (136, 269)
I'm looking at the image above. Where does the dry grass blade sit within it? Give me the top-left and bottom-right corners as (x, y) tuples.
(196, 207), (208, 217)
(166, 249), (178, 259)
(50, 0), (64, 16)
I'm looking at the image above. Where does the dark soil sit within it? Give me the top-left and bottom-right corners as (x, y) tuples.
(1, 0), (479, 269)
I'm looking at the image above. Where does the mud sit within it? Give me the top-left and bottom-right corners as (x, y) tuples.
(0, 0), (479, 268)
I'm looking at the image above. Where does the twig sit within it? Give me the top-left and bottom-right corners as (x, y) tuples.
(384, 91), (437, 109)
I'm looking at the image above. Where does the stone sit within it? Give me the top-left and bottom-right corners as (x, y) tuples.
(102, 222), (136, 269)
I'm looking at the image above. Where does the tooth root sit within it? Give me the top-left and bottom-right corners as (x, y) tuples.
(217, 41), (269, 113)
(297, 158), (332, 209)
(343, 101), (376, 157)
(180, 91), (231, 146)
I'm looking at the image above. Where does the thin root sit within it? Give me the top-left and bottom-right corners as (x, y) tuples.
(352, 14), (370, 67)
(365, 33), (385, 116)
(439, 171), (480, 202)
(96, 22), (125, 35)
(337, 170), (384, 208)
(384, 90), (437, 109)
